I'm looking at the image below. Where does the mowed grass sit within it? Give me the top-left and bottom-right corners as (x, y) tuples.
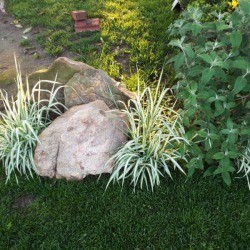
(0, 168), (249, 249)
(7, 0), (177, 89)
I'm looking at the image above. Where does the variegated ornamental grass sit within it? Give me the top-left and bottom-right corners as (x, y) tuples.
(237, 141), (250, 190)
(0, 59), (65, 183)
(106, 73), (189, 191)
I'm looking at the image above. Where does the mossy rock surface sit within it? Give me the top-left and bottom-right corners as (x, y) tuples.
(27, 57), (95, 107)
(0, 67), (16, 86)
(28, 57), (94, 87)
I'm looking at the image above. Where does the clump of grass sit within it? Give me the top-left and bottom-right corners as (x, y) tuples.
(106, 71), (189, 191)
(20, 38), (31, 47)
(0, 58), (65, 183)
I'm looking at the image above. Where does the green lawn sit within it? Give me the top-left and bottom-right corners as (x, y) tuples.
(0, 170), (249, 249)
(6, 0), (179, 89)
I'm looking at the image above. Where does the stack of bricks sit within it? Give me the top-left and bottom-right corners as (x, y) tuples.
(71, 10), (100, 33)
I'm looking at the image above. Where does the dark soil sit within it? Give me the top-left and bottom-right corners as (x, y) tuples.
(12, 194), (36, 209)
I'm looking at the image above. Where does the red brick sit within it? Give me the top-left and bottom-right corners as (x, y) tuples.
(71, 10), (87, 21)
(74, 19), (100, 32)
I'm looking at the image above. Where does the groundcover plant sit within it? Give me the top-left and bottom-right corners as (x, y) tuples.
(0, 59), (65, 183)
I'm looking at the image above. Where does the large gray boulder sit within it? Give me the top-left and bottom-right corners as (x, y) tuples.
(34, 100), (128, 180)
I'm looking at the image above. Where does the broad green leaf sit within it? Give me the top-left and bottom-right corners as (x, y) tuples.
(186, 107), (196, 117)
(178, 90), (189, 99)
(166, 57), (175, 64)
(240, 0), (250, 14)
(220, 61), (229, 70)
(174, 53), (185, 69)
(209, 133), (220, 140)
(183, 116), (190, 126)
(205, 139), (212, 150)
(240, 128), (250, 135)
(233, 76), (247, 94)
(215, 102), (224, 116)
(228, 133), (237, 144)
(181, 23), (192, 33)
(212, 152), (224, 160)
(190, 82), (198, 92)
(221, 129), (230, 135)
(228, 151), (239, 159)
(221, 159), (235, 173)
(203, 22), (216, 30)
(230, 31), (242, 49)
(233, 59), (248, 70)
(188, 65), (204, 76)
(214, 67), (227, 80)
(186, 95), (197, 106)
(207, 96), (216, 103)
(188, 166), (195, 177)
(196, 160), (203, 170)
(184, 45), (195, 59)
(185, 130), (197, 140)
(201, 68), (214, 84)
(224, 102), (236, 109)
(188, 66), (204, 77)
(218, 96), (226, 101)
(203, 166), (217, 177)
(168, 39), (182, 48)
(191, 23), (202, 36)
(198, 54), (213, 65)
(222, 172), (232, 186)
(197, 130), (207, 138)
(214, 167), (224, 175)
(226, 118), (234, 129)
(217, 24), (231, 31)
(197, 91), (210, 99)
(247, 101), (250, 108)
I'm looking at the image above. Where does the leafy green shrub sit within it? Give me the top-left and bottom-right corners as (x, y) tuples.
(106, 73), (188, 191)
(167, 0), (250, 186)
(0, 60), (65, 183)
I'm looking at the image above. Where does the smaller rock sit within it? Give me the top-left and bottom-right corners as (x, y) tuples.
(64, 68), (135, 109)
(28, 57), (94, 86)
(28, 57), (94, 109)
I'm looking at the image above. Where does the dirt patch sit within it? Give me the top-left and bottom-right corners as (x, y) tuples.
(0, 10), (54, 86)
(0, 7), (56, 111)
(12, 194), (36, 209)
